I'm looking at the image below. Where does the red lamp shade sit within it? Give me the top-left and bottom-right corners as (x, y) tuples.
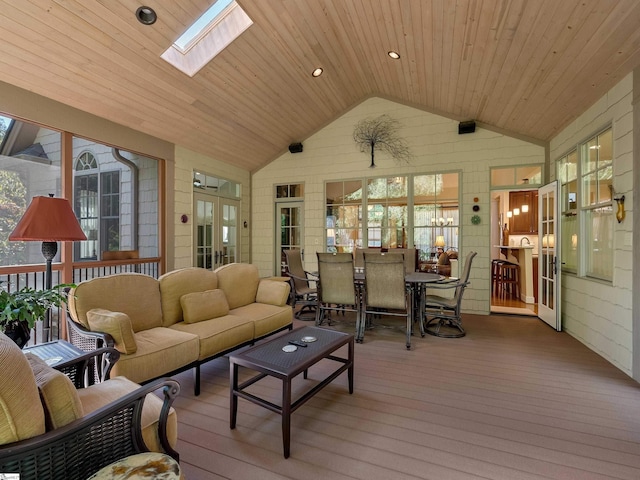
(9, 196), (87, 242)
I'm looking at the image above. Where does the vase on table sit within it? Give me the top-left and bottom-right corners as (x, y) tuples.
(502, 223), (510, 246)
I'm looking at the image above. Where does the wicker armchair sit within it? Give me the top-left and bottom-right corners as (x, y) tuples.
(0, 333), (180, 480)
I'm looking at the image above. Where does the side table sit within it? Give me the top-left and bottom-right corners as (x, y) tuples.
(24, 339), (90, 387)
(23, 339), (85, 367)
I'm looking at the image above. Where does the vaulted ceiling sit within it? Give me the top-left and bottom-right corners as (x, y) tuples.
(2, 1), (640, 172)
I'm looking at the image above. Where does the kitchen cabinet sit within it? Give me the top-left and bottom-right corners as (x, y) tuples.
(509, 190), (538, 234)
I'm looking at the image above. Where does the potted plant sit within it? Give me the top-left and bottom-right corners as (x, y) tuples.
(0, 282), (73, 348)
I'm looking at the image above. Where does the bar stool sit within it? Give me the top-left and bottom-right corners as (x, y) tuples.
(497, 261), (520, 299)
(491, 259), (505, 294)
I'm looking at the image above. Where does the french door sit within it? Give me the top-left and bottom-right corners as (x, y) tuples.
(537, 181), (561, 330)
(276, 201), (304, 275)
(194, 193), (239, 270)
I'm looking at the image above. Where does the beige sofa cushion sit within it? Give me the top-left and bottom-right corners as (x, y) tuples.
(26, 353), (84, 430)
(215, 263), (260, 309)
(170, 315), (254, 361)
(87, 308), (137, 354)
(256, 279), (290, 306)
(0, 333), (46, 444)
(76, 376), (178, 453)
(180, 289), (229, 324)
(69, 273), (163, 332)
(159, 267), (218, 327)
(231, 304), (292, 338)
(110, 327), (199, 384)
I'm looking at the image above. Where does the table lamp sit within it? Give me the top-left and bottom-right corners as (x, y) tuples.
(435, 235), (446, 254)
(9, 195), (87, 341)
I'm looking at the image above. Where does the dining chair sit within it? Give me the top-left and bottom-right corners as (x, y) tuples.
(362, 252), (413, 349)
(315, 252), (360, 334)
(283, 249), (318, 320)
(423, 251), (477, 338)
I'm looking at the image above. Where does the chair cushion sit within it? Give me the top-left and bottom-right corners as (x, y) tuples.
(76, 376), (178, 453)
(158, 267), (218, 327)
(255, 279), (290, 306)
(170, 315), (255, 361)
(0, 333), (46, 444)
(109, 328), (199, 384)
(180, 289), (229, 324)
(87, 309), (138, 354)
(69, 273), (163, 332)
(26, 353), (84, 430)
(214, 263), (260, 309)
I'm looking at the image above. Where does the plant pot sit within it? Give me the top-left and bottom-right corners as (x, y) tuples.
(3, 320), (31, 349)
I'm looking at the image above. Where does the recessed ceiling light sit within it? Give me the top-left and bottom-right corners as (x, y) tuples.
(388, 51), (400, 59)
(312, 67), (323, 77)
(136, 6), (157, 25)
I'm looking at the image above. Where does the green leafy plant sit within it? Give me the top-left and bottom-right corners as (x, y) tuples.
(0, 282), (74, 330)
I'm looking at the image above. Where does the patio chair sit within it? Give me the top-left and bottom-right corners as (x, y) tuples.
(423, 251), (477, 338)
(0, 332), (180, 480)
(362, 252), (413, 349)
(315, 252), (360, 334)
(283, 249), (318, 320)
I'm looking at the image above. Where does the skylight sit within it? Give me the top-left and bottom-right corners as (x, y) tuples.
(162, 0), (252, 77)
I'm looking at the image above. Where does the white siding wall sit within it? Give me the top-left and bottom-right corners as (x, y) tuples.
(252, 97), (545, 315)
(550, 73), (634, 375)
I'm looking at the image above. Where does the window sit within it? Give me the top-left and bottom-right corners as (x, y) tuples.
(161, 0), (253, 76)
(556, 127), (613, 280)
(275, 183), (304, 199)
(73, 137), (160, 261)
(0, 116), (62, 267)
(325, 173), (460, 257)
(367, 177), (408, 248)
(490, 165), (543, 187)
(413, 173), (459, 258)
(581, 128), (613, 279)
(558, 150), (577, 271)
(325, 181), (362, 252)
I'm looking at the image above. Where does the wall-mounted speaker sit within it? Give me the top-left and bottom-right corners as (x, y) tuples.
(288, 142), (303, 153)
(458, 120), (476, 134)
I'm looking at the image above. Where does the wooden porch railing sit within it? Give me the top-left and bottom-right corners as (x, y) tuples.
(0, 257), (161, 344)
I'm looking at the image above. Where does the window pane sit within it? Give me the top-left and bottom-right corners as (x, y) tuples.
(582, 172), (597, 207)
(0, 118), (62, 267)
(585, 207), (613, 280)
(73, 137), (159, 260)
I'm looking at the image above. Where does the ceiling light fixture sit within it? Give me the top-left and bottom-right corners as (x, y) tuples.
(311, 67), (323, 77)
(136, 6), (157, 25)
(388, 51), (400, 59)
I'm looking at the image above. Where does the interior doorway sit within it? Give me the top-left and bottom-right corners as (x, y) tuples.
(490, 189), (538, 316)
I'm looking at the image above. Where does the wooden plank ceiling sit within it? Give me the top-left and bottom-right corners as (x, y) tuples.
(1, 0), (640, 172)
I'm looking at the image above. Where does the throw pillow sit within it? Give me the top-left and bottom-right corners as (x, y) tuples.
(87, 308), (137, 354)
(180, 289), (229, 324)
(26, 353), (84, 431)
(438, 252), (450, 265)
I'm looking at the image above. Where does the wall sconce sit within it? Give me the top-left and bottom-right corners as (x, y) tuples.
(609, 185), (625, 223)
(521, 204), (529, 213)
(614, 195), (625, 223)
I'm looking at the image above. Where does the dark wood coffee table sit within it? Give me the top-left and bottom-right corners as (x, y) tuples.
(229, 326), (354, 458)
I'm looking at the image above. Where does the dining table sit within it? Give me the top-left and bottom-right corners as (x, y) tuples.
(353, 270), (445, 341)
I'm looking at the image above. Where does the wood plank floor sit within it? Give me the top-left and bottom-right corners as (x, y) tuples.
(172, 313), (640, 480)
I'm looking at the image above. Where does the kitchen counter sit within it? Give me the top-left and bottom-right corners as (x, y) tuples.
(494, 245), (536, 303)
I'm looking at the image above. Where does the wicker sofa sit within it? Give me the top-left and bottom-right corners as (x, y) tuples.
(67, 263), (292, 395)
(0, 332), (179, 480)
